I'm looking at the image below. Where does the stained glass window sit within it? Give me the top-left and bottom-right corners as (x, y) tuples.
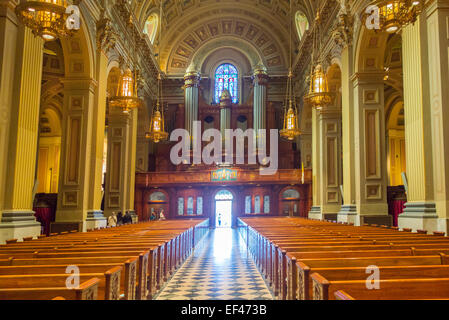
(214, 63), (238, 104)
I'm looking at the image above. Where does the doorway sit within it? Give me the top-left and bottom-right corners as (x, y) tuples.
(215, 190), (233, 228)
(281, 188), (301, 217)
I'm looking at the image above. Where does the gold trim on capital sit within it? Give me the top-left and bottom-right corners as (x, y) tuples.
(253, 68), (269, 86)
(184, 71), (201, 88)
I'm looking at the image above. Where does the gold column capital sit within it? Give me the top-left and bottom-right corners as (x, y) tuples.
(252, 67), (269, 86)
(184, 71), (201, 88)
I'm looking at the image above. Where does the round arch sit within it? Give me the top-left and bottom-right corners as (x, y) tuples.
(212, 188), (237, 228)
(59, 19), (94, 79)
(181, 37), (265, 74)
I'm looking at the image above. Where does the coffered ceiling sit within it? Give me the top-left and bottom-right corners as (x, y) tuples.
(133, 0), (319, 76)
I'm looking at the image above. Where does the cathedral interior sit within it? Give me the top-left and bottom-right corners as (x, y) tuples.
(0, 0), (449, 301)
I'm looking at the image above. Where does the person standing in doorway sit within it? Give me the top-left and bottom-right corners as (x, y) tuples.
(218, 213), (222, 227)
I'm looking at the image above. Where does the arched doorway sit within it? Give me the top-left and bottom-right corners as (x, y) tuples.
(147, 191), (169, 221)
(214, 190), (233, 228)
(280, 188), (301, 217)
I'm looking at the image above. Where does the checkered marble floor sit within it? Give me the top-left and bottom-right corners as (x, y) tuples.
(156, 228), (274, 300)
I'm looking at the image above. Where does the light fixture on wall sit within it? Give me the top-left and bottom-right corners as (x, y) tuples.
(146, 1), (168, 143)
(15, 0), (75, 41)
(304, 10), (334, 109)
(367, 0), (424, 33)
(280, 0), (301, 141)
(109, 69), (142, 114)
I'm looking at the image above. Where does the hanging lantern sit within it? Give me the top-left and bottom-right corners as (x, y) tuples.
(280, 99), (301, 141)
(368, 0), (424, 33)
(146, 102), (168, 143)
(15, 0), (75, 41)
(304, 65), (334, 109)
(109, 69), (142, 114)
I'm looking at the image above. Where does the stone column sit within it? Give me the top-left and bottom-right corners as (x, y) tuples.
(308, 107), (322, 219)
(184, 71), (200, 140)
(423, 1), (449, 233)
(104, 108), (133, 219)
(55, 45), (108, 231)
(397, 15), (438, 232)
(338, 44), (358, 223)
(56, 77), (106, 231)
(0, 12), (42, 243)
(125, 108), (138, 222)
(350, 72), (389, 226)
(317, 108), (342, 220)
(253, 68), (268, 134)
(220, 91), (232, 152)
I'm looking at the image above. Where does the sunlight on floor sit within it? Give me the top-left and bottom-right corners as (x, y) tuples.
(212, 228), (233, 262)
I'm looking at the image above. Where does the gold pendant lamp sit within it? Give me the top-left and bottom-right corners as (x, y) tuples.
(146, 1), (168, 143)
(366, 0), (425, 34)
(280, 0), (301, 141)
(109, 15), (142, 114)
(15, 0), (76, 41)
(109, 68), (142, 114)
(304, 11), (334, 110)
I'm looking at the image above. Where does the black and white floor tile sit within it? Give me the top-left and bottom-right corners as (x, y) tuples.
(156, 228), (273, 300)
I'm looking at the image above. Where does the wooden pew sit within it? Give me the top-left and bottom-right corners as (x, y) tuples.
(312, 273), (449, 300)
(0, 277), (100, 300)
(0, 266), (122, 300)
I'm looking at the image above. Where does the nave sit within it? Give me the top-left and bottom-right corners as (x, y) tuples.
(156, 228), (273, 301)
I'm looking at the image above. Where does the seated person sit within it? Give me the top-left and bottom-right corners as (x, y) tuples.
(123, 211), (133, 224)
(107, 212), (117, 227)
(116, 212), (124, 226)
(159, 210), (166, 221)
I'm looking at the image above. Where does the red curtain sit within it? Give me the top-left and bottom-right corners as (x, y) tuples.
(388, 200), (406, 227)
(33, 207), (55, 236)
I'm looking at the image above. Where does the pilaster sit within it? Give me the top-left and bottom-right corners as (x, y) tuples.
(350, 71), (390, 226)
(56, 77), (106, 231)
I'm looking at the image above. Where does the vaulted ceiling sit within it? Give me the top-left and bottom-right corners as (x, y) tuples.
(133, 0), (319, 76)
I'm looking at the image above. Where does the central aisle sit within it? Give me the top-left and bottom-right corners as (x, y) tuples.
(156, 228), (274, 300)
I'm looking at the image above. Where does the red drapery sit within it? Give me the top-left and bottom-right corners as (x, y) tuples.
(388, 200), (406, 227)
(33, 207), (55, 236)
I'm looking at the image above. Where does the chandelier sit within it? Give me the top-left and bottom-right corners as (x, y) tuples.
(369, 0), (425, 33)
(146, 100), (168, 143)
(304, 65), (334, 109)
(146, 2), (168, 143)
(280, 1), (301, 141)
(304, 11), (334, 109)
(109, 69), (142, 114)
(15, 0), (74, 41)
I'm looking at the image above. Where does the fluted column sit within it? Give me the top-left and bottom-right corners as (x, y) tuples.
(398, 16), (438, 232)
(423, 1), (449, 234)
(0, 19), (42, 243)
(219, 92), (232, 152)
(253, 68), (268, 134)
(184, 71), (200, 140)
